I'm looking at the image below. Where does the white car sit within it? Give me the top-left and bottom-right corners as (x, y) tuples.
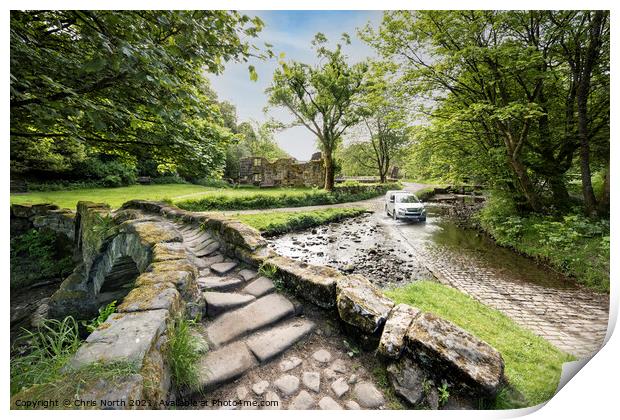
(385, 191), (426, 222)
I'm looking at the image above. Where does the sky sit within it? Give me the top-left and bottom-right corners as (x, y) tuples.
(210, 10), (383, 161)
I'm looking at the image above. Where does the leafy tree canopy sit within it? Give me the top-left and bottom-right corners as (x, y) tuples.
(11, 10), (269, 179)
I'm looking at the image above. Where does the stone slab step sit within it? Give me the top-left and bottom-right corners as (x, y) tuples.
(198, 341), (258, 390)
(204, 291), (256, 317)
(185, 232), (212, 244)
(205, 294), (295, 347)
(211, 261), (238, 276)
(198, 276), (244, 292)
(242, 276), (276, 298)
(193, 241), (220, 257)
(239, 269), (259, 281)
(246, 318), (316, 363)
(198, 254), (225, 272)
(186, 235), (214, 249)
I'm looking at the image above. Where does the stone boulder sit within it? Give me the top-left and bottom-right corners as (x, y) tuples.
(69, 309), (169, 369)
(378, 303), (420, 358)
(336, 275), (394, 334)
(117, 282), (181, 315)
(405, 312), (504, 396)
(221, 221), (267, 251)
(387, 357), (426, 406)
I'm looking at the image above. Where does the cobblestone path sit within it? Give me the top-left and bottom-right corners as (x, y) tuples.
(394, 228), (609, 359)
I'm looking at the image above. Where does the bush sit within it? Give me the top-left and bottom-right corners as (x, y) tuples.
(165, 317), (206, 393)
(192, 178), (231, 188)
(10, 229), (74, 289)
(476, 192), (610, 292)
(150, 175), (189, 185)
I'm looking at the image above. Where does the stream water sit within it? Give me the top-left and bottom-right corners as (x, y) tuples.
(269, 204), (609, 357)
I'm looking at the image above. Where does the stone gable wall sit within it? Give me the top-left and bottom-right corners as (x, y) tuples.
(238, 156), (324, 187)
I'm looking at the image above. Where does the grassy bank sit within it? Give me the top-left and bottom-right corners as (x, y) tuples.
(476, 194), (610, 292)
(176, 183), (400, 211)
(11, 182), (400, 211)
(235, 208), (366, 236)
(385, 281), (574, 409)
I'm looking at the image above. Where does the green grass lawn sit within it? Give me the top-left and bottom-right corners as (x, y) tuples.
(385, 281), (574, 409)
(9, 184), (313, 210)
(234, 208), (366, 236)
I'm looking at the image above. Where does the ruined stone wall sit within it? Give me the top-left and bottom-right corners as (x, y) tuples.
(239, 156), (324, 187)
(11, 203), (75, 240)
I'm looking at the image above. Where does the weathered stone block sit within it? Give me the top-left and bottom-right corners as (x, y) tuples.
(120, 220), (182, 246)
(378, 303), (420, 358)
(405, 312), (505, 396)
(264, 256), (342, 308)
(69, 309), (169, 369)
(147, 259), (198, 278)
(152, 242), (188, 262)
(336, 275), (394, 334)
(118, 282), (181, 315)
(135, 270), (195, 295)
(221, 221), (267, 251)
(386, 358), (426, 406)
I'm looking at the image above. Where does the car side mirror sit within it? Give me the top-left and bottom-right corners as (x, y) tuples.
(390, 198), (395, 203)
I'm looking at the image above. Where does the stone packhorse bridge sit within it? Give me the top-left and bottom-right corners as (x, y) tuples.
(13, 200), (506, 409)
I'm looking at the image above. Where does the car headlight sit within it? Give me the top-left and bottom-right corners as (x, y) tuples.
(398, 208), (405, 213)
(421, 208), (426, 214)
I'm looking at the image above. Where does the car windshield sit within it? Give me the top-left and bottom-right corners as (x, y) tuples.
(395, 194), (419, 203)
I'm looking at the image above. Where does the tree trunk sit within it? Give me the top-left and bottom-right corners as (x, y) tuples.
(597, 165), (610, 217)
(509, 158), (543, 212)
(577, 10), (605, 217)
(323, 151), (335, 191)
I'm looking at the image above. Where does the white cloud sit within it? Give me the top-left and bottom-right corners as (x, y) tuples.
(210, 10), (382, 160)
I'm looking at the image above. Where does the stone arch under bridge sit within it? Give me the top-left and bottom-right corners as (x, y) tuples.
(47, 202), (200, 320)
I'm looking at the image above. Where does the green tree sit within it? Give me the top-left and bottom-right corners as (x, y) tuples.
(363, 11), (609, 213)
(266, 34), (367, 190)
(10, 10), (267, 179)
(352, 63), (411, 182)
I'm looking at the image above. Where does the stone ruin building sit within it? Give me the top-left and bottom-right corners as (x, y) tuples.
(238, 152), (324, 187)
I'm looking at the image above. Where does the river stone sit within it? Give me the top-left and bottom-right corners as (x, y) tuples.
(387, 357), (426, 406)
(274, 374), (300, 396)
(331, 378), (350, 398)
(319, 396), (343, 410)
(69, 309), (169, 369)
(302, 371), (320, 393)
(263, 256), (342, 308)
(330, 359), (347, 374)
(379, 304), (421, 358)
(336, 275), (394, 334)
(312, 349), (332, 364)
(288, 390), (315, 410)
(236, 385), (249, 400)
(323, 368), (337, 381)
(345, 400), (361, 410)
(353, 382), (385, 408)
(280, 356), (303, 372)
(252, 380), (270, 395)
(263, 391), (281, 410)
(406, 312), (504, 396)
